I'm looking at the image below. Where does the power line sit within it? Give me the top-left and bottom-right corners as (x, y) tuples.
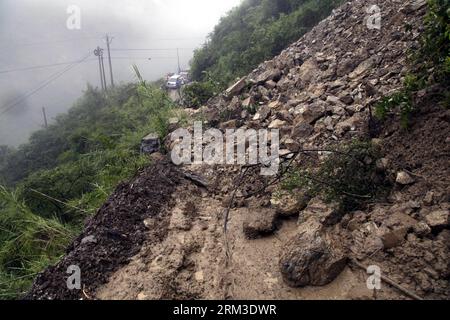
(0, 36), (204, 50)
(0, 59), (95, 74)
(0, 57), (181, 75)
(0, 36), (102, 50)
(0, 53), (92, 118)
(111, 47), (195, 51)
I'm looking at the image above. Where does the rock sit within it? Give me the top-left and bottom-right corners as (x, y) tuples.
(346, 211), (367, 231)
(295, 102), (326, 124)
(168, 117), (180, 131)
(395, 171), (415, 185)
(141, 133), (160, 154)
(425, 210), (450, 231)
(336, 58), (357, 77)
(291, 123), (314, 139)
(339, 94), (354, 105)
(254, 105), (271, 121)
(219, 119), (239, 130)
(423, 191), (434, 206)
(349, 58), (375, 79)
(242, 96), (253, 108)
(383, 211), (418, 230)
(280, 230), (347, 287)
(381, 227), (408, 249)
(81, 235), (97, 245)
(401, 0), (427, 14)
(376, 157), (389, 172)
(271, 192), (310, 217)
(335, 113), (365, 136)
(268, 119), (287, 129)
(243, 208), (278, 239)
(326, 95), (341, 105)
(255, 68), (281, 84)
(299, 197), (343, 227)
(268, 100), (281, 109)
(298, 58), (319, 84)
(137, 292), (148, 300)
(226, 77), (247, 97)
(265, 80), (277, 89)
(413, 222), (432, 237)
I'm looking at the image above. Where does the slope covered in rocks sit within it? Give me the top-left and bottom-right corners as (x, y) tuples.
(27, 0), (449, 300)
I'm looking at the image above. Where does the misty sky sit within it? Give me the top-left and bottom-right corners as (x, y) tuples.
(0, 0), (242, 146)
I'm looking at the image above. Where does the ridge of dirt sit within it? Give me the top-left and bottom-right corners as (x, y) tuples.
(25, 156), (182, 300)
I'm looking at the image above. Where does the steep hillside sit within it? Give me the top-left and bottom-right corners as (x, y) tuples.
(190, 0), (344, 87)
(27, 0), (449, 300)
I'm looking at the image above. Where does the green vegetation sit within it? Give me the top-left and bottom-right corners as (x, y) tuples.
(182, 77), (221, 108)
(281, 141), (388, 211)
(0, 186), (74, 298)
(190, 0), (344, 90)
(0, 78), (177, 298)
(375, 0), (450, 127)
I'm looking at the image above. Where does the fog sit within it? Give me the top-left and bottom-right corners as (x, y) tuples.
(0, 0), (242, 146)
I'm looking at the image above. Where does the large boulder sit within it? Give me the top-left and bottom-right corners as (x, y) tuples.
(254, 68), (282, 84)
(298, 58), (318, 84)
(279, 198), (348, 287)
(280, 222), (347, 287)
(299, 197), (343, 227)
(226, 77), (247, 97)
(294, 102), (327, 125)
(140, 133), (160, 154)
(271, 191), (310, 217)
(243, 208), (278, 239)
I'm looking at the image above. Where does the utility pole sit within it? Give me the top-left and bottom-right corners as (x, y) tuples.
(106, 34), (115, 88)
(177, 48), (181, 74)
(100, 52), (107, 90)
(94, 46), (106, 91)
(42, 107), (48, 128)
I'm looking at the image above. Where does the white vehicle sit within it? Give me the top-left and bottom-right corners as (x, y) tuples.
(166, 75), (183, 89)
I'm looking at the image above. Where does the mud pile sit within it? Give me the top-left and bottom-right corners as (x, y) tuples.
(26, 157), (182, 299)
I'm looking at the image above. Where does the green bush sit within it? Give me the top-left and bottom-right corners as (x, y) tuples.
(416, 0), (450, 84)
(0, 186), (74, 299)
(375, 0), (449, 126)
(282, 140), (388, 211)
(182, 79), (221, 108)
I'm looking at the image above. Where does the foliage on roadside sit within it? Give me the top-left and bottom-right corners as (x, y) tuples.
(190, 0), (345, 91)
(375, 0), (450, 127)
(281, 140), (388, 211)
(182, 78), (220, 109)
(0, 186), (74, 299)
(0, 79), (177, 298)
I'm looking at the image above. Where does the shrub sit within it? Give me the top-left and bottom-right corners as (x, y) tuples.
(282, 140), (388, 211)
(0, 186), (74, 299)
(182, 80), (220, 108)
